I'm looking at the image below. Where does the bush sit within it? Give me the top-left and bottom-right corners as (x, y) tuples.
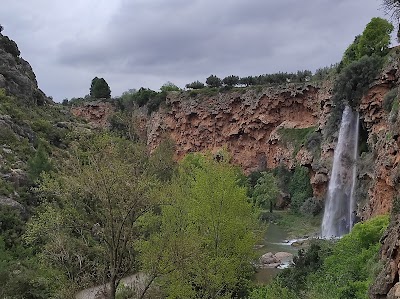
(300, 197), (323, 216)
(288, 165), (313, 213)
(185, 80), (205, 89)
(205, 74), (222, 88)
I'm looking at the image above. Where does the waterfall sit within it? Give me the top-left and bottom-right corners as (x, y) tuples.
(321, 106), (359, 238)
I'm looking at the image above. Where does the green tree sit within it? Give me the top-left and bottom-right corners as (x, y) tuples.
(25, 135), (158, 299)
(27, 143), (52, 183)
(222, 75), (240, 87)
(140, 154), (257, 298)
(90, 77), (111, 99)
(252, 172), (279, 212)
(0, 25), (3, 33)
(160, 81), (180, 92)
(206, 74), (222, 88)
(357, 17), (393, 58)
(339, 35), (361, 70)
(288, 165), (313, 213)
(185, 80), (205, 89)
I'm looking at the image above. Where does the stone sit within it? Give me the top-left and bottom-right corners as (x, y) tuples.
(274, 252), (293, 262)
(260, 252), (277, 265)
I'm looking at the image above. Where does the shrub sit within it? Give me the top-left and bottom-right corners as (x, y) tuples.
(288, 165), (313, 213)
(205, 74), (222, 88)
(185, 80), (205, 89)
(222, 75), (240, 86)
(300, 197), (323, 216)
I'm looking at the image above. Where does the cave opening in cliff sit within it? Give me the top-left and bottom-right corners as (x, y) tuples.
(358, 120), (369, 155)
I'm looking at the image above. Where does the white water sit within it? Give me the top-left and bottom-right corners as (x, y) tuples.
(321, 106), (359, 238)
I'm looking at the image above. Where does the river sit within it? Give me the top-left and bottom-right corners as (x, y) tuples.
(254, 223), (299, 284)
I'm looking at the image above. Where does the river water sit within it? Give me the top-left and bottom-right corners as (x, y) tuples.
(254, 223), (299, 284)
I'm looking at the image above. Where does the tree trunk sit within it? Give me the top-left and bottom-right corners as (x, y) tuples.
(269, 200), (273, 213)
(108, 276), (117, 299)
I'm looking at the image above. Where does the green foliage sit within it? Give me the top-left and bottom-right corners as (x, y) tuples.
(306, 215), (389, 299)
(250, 216), (389, 299)
(206, 74), (223, 88)
(25, 134), (158, 297)
(247, 279), (298, 299)
(288, 165), (313, 213)
(357, 18), (393, 58)
(185, 80), (205, 89)
(90, 77), (111, 99)
(0, 35), (20, 57)
(278, 127), (316, 155)
(278, 240), (333, 294)
(134, 87), (157, 107)
(383, 87), (398, 112)
(160, 81), (180, 92)
(335, 55), (383, 109)
(339, 35), (361, 70)
(0, 206), (24, 249)
(140, 153), (257, 298)
(326, 55), (382, 138)
(222, 75), (240, 86)
(252, 172), (279, 211)
(27, 143), (52, 183)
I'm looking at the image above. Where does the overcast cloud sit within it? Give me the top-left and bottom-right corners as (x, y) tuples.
(0, 0), (389, 101)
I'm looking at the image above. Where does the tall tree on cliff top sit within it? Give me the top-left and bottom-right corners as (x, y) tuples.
(90, 77), (111, 99)
(357, 17), (393, 58)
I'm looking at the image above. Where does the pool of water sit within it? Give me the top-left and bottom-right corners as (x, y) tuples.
(254, 223), (300, 284)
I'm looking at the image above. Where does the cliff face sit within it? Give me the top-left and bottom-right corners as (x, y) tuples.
(0, 33), (48, 105)
(147, 84), (332, 198)
(71, 101), (114, 128)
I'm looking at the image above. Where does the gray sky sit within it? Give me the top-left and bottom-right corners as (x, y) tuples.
(0, 0), (389, 101)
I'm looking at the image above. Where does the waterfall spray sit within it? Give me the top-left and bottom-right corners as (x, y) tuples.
(321, 106), (359, 238)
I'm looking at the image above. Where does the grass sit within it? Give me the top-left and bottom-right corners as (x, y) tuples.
(278, 127), (316, 156)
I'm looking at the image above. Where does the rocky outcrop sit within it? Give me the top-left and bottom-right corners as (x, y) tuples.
(0, 33), (48, 105)
(71, 101), (114, 128)
(259, 251), (293, 269)
(146, 84), (331, 198)
(370, 215), (400, 299)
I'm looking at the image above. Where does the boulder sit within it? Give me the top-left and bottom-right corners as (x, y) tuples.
(260, 252), (277, 264)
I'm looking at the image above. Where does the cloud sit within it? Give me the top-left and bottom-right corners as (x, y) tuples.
(0, 0), (389, 100)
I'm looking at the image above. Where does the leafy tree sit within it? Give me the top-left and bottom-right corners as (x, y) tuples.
(222, 75), (240, 86)
(90, 77), (111, 99)
(252, 172), (279, 212)
(25, 135), (158, 299)
(160, 81), (180, 92)
(239, 76), (256, 86)
(288, 165), (313, 213)
(339, 35), (361, 71)
(185, 80), (205, 89)
(357, 17), (393, 58)
(27, 143), (52, 183)
(0, 24), (3, 33)
(140, 154), (257, 298)
(206, 74), (222, 88)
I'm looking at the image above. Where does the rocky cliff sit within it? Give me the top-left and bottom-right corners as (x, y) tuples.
(0, 33), (48, 105)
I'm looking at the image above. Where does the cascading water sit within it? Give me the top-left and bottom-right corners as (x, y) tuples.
(321, 106), (359, 238)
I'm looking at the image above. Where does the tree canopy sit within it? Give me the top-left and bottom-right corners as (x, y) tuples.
(90, 77), (111, 99)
